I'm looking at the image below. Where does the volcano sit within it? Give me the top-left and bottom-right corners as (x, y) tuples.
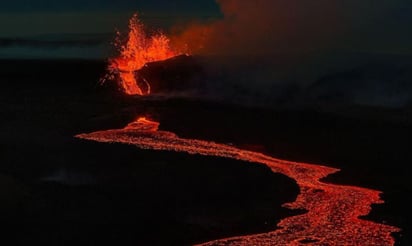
(1, 11), (408, 246)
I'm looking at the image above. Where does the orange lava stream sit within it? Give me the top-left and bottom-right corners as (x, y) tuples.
(107, 14), (179, 95)
(76, 117), (400, 245)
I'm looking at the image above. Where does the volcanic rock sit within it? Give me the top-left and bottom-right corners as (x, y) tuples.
(135, 54), (203, 94)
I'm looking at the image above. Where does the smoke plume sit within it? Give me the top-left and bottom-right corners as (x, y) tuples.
(166, 0), (412, 108)
(172, 0), (411, 55)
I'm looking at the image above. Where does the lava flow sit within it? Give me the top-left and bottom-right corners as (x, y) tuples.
(106, 14), (180, 95)
(76, 117), (400, 245)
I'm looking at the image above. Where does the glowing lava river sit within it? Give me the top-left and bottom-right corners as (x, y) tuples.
(76, 117), (400, 245)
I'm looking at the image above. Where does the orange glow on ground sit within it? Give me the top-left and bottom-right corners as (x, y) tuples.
(76, 117), (400, 245)
(107, 14), (180, 95)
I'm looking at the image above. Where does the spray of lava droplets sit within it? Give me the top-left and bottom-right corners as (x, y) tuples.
(107, 14), (180, 95)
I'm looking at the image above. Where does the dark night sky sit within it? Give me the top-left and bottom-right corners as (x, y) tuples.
(0, 0), (220, 37)
(0, 0), (219, 12)
(0, 0), (411, 58)
(0, 0), (220, 58)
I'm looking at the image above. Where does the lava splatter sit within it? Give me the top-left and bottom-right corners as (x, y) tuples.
(106, 14), (180, 95)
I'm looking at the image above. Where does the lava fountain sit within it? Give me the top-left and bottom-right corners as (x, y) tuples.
(76, 117), (400, 245)
(106, 14), (181, 95)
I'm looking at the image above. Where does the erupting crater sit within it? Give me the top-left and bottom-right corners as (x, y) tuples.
(105, 14), (183, 95)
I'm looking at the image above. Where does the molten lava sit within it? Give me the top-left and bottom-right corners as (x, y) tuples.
(107, 14), (180, 95)
(76, 117), (400, 246)
(124, 117), (159, 131)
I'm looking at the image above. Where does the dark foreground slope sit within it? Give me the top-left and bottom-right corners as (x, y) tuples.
(0, 59), (411, 245)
